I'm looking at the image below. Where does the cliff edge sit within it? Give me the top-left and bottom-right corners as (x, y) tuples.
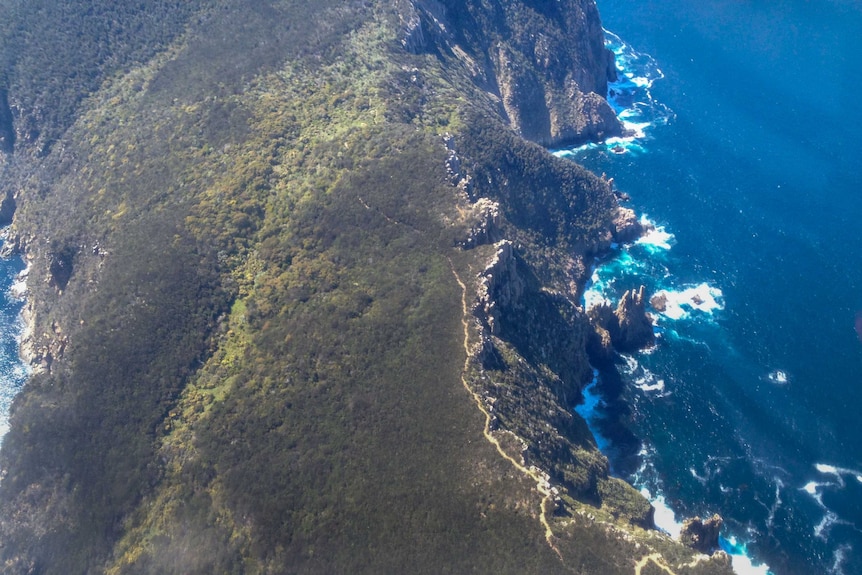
(0, 1), (731, 574)
(401, 0), (624, 147)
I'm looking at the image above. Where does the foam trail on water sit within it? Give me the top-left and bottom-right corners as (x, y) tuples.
(800, 463), (862, 542)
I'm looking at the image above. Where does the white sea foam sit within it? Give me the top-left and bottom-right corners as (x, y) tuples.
(721, 537), (772, 575)
(9, 264), (29, 300)
(766, 369), (789, 385)
(831, 544), (852, 575)
(553, 30), (672, 158)
(636, 215), (675, 252)
(690, 467), (708, 486)
(651, 283), (724, 320)
(620, 355), (669, 396)
(583, 287), (610, 310)
(803, 481), (822, 496)
(638, 487), (682, 538)
(800, 464), (862, 540)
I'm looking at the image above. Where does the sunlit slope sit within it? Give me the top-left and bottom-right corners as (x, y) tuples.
(0, 1), (734, 573)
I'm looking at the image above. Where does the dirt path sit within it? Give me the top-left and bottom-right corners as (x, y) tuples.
(634, 553), (680, 575)
(449, 260), (564, 563)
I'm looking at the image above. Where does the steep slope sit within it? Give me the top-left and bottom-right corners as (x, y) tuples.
(0, 1), (732, 573)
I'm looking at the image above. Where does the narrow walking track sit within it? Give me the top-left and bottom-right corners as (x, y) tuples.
(450, 258), (685, 575)
(449, 260), (564, 563)
(634, 553), (679, 575)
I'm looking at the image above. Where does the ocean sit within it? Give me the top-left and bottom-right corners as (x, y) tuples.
(0, 1), (859, 572)
(0, 233), (27, 442)
(563, 1), (862, 573)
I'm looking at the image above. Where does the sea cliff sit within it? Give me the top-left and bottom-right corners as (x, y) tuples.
(0, 1), (732, 573)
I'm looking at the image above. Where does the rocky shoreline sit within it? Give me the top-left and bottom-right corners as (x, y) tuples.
(0, 1), (734, 572)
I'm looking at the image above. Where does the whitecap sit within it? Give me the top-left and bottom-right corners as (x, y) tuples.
(636, 215), (675, 252)
(766, 370), (789, 385)
(639, 487), (682, 538)
(720, 537), (772, 575)
(651, 283), (724, 320)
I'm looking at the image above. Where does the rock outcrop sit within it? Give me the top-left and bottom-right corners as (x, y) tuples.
(405, 0), (624, 147)
(476, 240), (524, 336)
(587, 285), (655, 360)
(611, 207), (643, 244)
(680, 514), (724, 553)
(612, 286), (654, 351)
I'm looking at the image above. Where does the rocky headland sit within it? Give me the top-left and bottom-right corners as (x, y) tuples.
(0, 1), (732, 573)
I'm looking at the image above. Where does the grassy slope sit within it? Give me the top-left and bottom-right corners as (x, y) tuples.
(0, 1), (734, 573)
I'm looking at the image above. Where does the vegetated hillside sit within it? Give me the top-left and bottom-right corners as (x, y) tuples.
(0, 1), (734, 574)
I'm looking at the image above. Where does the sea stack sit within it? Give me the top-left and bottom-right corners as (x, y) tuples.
(611, 285), (655, 352)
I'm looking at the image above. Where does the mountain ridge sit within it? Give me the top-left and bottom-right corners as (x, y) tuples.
(0, 1), (733, 573)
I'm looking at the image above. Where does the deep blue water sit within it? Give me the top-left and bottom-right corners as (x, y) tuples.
(0, 233), (26, 443)
(563, 1), (862, 573)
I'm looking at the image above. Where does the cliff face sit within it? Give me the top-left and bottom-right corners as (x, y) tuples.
(402, 0), (623, 147)
(0, 1), (731, 574)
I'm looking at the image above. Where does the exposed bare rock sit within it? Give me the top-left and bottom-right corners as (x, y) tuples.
(461, 197), (501, 249)
(650, 292), (668, 313)
(587, 285), (654, 357)
(612, 286), (654, 352)
(680, 514), (724, 553)
(586, 321), (614, 367)
(611, 206), (643, 244)
(475, 240), (524, 335)
(398, 0), (426, 54)
(443, 133), (474, 199)
(404, 0), (624, 147)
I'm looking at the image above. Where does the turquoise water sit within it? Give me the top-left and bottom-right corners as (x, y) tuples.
(560, 1), (862, 573)
(0, 232), (27, 443)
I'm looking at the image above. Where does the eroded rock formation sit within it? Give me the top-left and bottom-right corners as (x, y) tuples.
(611, 206), (643, 244)
(588, 285), (655, 361)
(401, 0), (624, 147)
(680, 514), (724, 553)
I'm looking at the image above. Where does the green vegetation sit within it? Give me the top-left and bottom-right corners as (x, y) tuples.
(0, 1), (733, 573)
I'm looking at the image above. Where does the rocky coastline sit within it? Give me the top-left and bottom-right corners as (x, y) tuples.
(0, 1), (733, 573)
